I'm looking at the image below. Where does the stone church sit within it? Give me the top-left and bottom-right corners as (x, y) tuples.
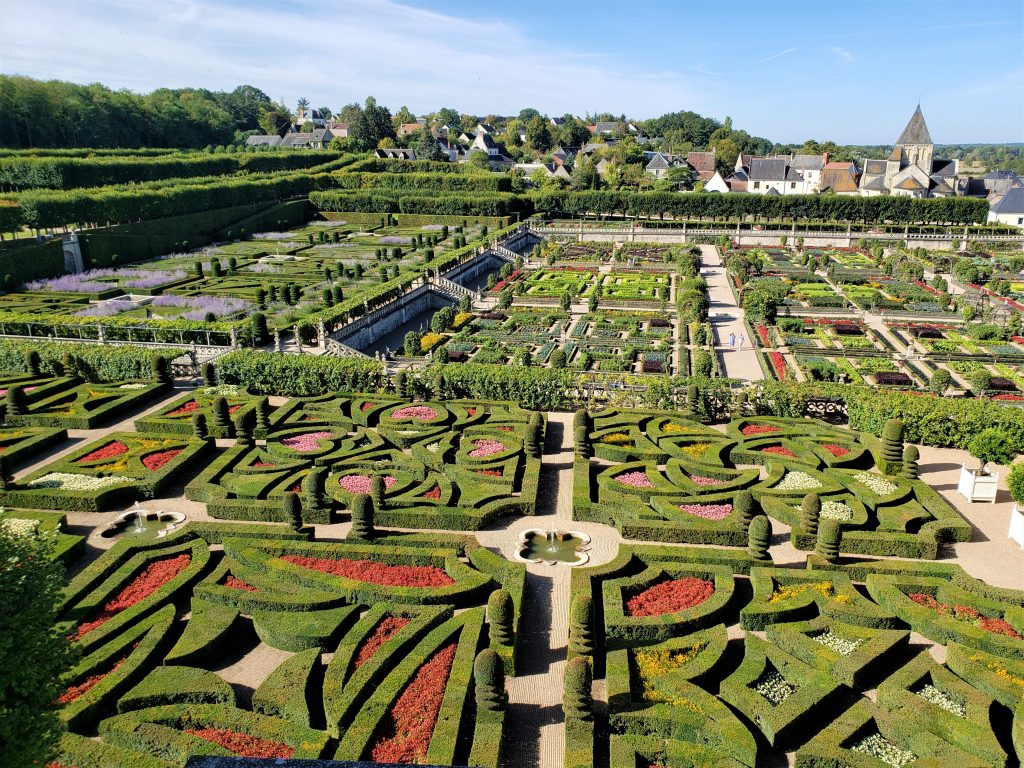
(858, 105), (960, 197)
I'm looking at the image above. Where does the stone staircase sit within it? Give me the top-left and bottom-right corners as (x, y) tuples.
(429, 276), (473, 301)
(324, 337), (370, 358)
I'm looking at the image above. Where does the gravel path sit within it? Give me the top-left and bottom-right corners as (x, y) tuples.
(701, 244), (765, 380)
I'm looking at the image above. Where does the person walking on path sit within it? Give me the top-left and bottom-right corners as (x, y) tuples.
(729, 332), (736, 348)
(738, 334), (745, 349)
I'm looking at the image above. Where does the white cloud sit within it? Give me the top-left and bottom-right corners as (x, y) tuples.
(830, 45), (857, 63)
(760, 47), (797, 63)
(0, 0), (729, 119)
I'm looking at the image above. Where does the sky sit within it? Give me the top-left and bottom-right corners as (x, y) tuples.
(2, 0), (1022, 145)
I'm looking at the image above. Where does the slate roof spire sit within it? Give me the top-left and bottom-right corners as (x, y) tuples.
(896, 104), (932, 146)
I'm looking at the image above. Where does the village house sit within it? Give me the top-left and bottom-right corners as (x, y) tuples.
(988, 187), (1024, 227)
(244, 127), (334, 149)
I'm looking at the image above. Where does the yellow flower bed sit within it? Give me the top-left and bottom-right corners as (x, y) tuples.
(768, 580), (851, 605)
(600, 432), (632, 445)
(420, 332), (446, 352)
(971, 655), (1024, 689)
(453, 312), (473, 330)
(662, 422), (691, 435)
(634, 644), (706, 713)
(680, 443), (711, 458)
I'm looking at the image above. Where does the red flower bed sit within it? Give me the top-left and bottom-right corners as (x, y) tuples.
(762, 445), (796, 458)
(58, 651), (131, 704)
(741, 424), (781, 436)
(476, 469), (502, 477)
(355, 616), (411, 668)
(769, 352), (787, 381)
(756, 324), (771, 346)
(993, 393), (1024, 401)
(184, 728), (294, 758)
(76, 441), (129, 464)
(371, 643), (457, 763)
(908, 593), (1021, 639)
(227, 404), (242, 415)
(74, 554), (191, 639)
(466, 407), (477, 416)
(822, 444), (850, 457)
(361, 402), (375, 411)
(222, 575), (258, 592)
(142, 448), (181, 471)
(422, 484), (441, 500)
(280, 556), (454, 587)
(167, 400), (200, 417)
(625, 576), (715, 617)
(252, 460), (278, 467)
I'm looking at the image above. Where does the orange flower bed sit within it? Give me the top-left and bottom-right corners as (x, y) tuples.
(280, 555), (454, 587)
(184, 728), (293, 758)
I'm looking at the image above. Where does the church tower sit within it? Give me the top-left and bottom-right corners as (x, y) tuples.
(895, 105), (933, 173)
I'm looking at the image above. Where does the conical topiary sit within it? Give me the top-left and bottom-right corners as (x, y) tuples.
(0, 454), (10, 490)
(282, 492), (302, 531)
(902, 445), (920, 480)
(255, 397), (271, 434)
(151, 355), (172, 385)
(5, 385), (25, 417)
(573, 408), (591, 433)
(350, 493), (374, 539)
(880, 418), (904, 471)
(574, 425), (591, 459)
(202, 362), (217, 387)
(747, 514), (772, 561)
(211, 396), (230, 431)
(191, 413), (208, 440)
(816, 520), (842, 562)
(233, 410), (253, 446)
(61, 352), (77, 378)
(801, 492), (821, 536)
(370, 475), (386, 510)
(563, 657), (593, 722)
(474, 649), (507, 712)
(303, 467), (325, 511)
(24, 349), (40, 376)
(568, 595), (595, 657)
(488, 588), (514, 646)
(734, 490), (758, 524)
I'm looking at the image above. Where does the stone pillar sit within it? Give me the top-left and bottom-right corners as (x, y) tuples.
(317, 321), (326, 350)
(293, 325), (302, 354)
(97, 325), (106, 343)
(273, 330), (282, 353)
(229, 326), (238, 349)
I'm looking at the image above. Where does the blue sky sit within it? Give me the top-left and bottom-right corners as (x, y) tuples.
(2, 0), (1022, 144)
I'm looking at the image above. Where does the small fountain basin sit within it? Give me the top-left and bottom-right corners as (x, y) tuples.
(101, 509), (186, 540)
(515, 528), (591, 566)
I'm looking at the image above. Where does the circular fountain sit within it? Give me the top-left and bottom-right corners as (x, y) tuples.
(101, 503), (186, 540)
(515, 528), (592, 566)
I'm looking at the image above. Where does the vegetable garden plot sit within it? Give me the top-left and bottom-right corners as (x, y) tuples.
(50, 524), (522, 768)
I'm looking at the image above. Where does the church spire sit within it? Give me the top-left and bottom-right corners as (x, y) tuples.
(896, 104), (932, 146)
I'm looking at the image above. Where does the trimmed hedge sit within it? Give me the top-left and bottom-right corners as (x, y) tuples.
(252, 648), (321, 726)
(0, 340), (178, 381)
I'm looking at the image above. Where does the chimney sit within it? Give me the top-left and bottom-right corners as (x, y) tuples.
(822, 151), (830, 165)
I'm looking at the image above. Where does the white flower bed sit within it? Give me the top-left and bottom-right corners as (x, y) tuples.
(917, 683), (966, 717)
(854, 472), (899, 496)
(426, 442), (440, 454)
(820, 500), (853, 521)
(851, 733), (915, 767)
(0, 517), (39, 537)
(118, 383), (148, 390)
(203, 385), (243, 397)
(775, 471), (823, 492)
(811, 629), (862, 656)
(753, 670), (796, 706)
(28, 473), (133, 491)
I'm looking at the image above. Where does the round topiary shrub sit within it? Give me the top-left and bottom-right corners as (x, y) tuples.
(487, 589), (514, 646)
(968, 428), (1017, 474)
(747, 514), (771, 561)
(816, 520), (842, 562)
(801, 492), (820, 536)
(350, 493), (374, 539)
(902, 445), (920, 480)
(282, 492), (302, 531)
(563, 657), (593, 722)
(474, 649), (507, 712)
(568, 595), (594, 657)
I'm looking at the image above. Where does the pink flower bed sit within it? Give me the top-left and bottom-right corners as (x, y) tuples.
(281, 431), (334, 452)
(0, 386), (36, 396)
(371, 643), (457, 763)
(678, 503), (732, 521)
(761, 446), (797, 458)
(626, 576), (715, 617)
(390, 405), (439, 421)
(281, 555), (454, 587)
(355, 616), (411, 668)
(741, 424), (781, 436)
(467, 439), (506, 458)
(76, 441), (129, 463)
(617, 471), (654, 488)
(74, 554), (191, 639)
(338, 474), (397, 494)
(688, 474), (723, 486)
(142, 449), (181, 471)
(823, 444), (850, 457)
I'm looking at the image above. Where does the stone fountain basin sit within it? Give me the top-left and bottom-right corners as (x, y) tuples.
(101, 509), (186, 539)
(514, 528), (591, 566)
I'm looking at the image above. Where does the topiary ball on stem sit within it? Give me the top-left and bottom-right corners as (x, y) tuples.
(801, 492), (821, 536)
(350, 493), (374, 539)
(474, 649), (507, 712)
(747, 514), (772, 561)
(487, 588), (514, 646)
